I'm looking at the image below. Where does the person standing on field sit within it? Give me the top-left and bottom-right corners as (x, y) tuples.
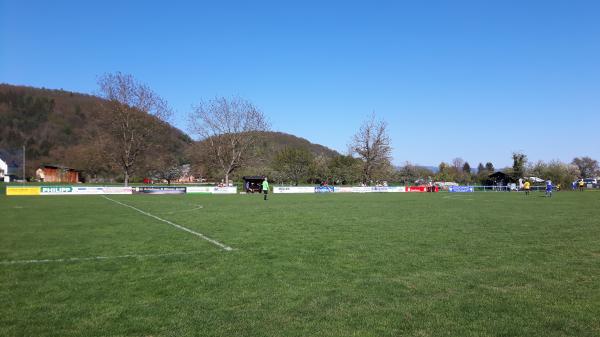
(262, 177), (269, 201)
(578, 179), (585, 191)
(523, 180), (531, 196)
(545, 180), (553, 197)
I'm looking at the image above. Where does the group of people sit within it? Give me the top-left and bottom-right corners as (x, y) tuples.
(244, 178), (270, 200)
(523, 178), (589, 197)
(572, 179), (586, 191)
(522, 179), (555, 197)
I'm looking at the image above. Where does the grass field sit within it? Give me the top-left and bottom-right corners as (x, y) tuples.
(1, 190), (599, 337)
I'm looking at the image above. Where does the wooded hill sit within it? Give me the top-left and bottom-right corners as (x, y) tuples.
(0, 84), (339, 181)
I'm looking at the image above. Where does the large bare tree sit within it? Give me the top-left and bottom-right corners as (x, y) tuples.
(188, 96), (269, 184)
(349, 113), (392, 184)
(97, 72), (172, 186)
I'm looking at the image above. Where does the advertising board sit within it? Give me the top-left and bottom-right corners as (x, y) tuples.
(136, 186), (187, 194)
(102, 187), (133, 195)
(314, 186), (334, 193)
(6, 187), (41, 196)
(212, 186), (237, 194)
(385, 186), (406, 193)
(406, 186), (427, 192)
(71, 186), (105, 195)
(449, 186), (474, 193)
(186, 186), (214, 194)
(333, 186), (353, 193)
(273, 186), (316, 194)
(7, 186), (134, 196)
(40, 186), (75, 195)
(351, 186), (372, 193)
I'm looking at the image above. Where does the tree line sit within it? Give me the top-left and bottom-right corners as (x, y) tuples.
(97, 73), (600, 187)
(5, 73), (597, 187)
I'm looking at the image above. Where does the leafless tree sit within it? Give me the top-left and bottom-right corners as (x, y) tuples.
(188, 96), (269, 184)
(97, 72), (172, 186)
(349, 113), (392, 184)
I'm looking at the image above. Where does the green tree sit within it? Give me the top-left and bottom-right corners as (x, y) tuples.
(477, 163), (485, 174)
(571, 157), (599, 178)
(512, 152), (527, 179)
(398, 161), (433, 185)
(272, 147), (314, 186)
(485, 162), (494, 173)
(436, 162), (452, 181)
(328, 155), (362, 185)
(462, 162), (471, 174)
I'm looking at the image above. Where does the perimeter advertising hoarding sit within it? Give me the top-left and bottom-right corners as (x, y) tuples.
(351, 186), (373, 193)
(40, 186), (75, 195)
(333, 186), (353, 193)
(406, 186), (427, 192)
(314, 186), (334, 193)
(186, 186), (214, 194)
(136, 186), (187, 194)
(384, 186), (406, 192)
(273, 186), (315, 194)
(449, 186), (475, 193)
(102, 187), (133, 195)
(6, 187), (41, 196)
(41, 186), (134, 195)
(185, 186), (238, 194)
(212, 187), (237, 194)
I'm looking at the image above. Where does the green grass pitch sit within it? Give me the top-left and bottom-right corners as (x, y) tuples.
(1, 191), (599, 336)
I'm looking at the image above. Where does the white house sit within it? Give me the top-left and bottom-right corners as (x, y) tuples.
(0, 157), (8, 182)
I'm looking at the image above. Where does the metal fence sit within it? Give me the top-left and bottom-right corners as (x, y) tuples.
(466, 185), (548, 192)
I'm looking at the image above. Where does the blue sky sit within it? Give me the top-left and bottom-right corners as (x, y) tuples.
(1, 0), (599, 167)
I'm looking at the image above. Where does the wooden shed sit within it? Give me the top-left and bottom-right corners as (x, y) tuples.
(38, 165), (80, 183)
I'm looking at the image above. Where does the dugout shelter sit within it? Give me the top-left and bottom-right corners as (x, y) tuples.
(243, 176), (266, 193)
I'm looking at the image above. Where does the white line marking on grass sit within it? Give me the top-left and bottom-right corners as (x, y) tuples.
(101, 195), (233, 251)
(0, 252), (201, 265)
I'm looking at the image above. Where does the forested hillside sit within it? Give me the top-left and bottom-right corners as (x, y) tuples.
(0, 84), (340, 182)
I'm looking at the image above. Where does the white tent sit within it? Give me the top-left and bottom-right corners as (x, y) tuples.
(527, 176), (545, 183)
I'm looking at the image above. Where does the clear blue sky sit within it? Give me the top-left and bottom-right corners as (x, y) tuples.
(1, 0), (599, 167)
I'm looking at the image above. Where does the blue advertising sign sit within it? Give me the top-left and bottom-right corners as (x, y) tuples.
(449, 186), (474, 193)
(314, 186), (334, 193)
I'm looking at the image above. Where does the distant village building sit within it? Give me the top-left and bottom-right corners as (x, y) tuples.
(0, 157), (8, 182)
(37, 165), (80, 183)
(175, 164), (196, 183)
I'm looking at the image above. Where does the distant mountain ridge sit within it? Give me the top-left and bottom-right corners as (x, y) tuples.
(0, 84), (340, 178)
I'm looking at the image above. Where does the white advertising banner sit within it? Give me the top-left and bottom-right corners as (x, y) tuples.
(212, 186), (237, 194)
(271, 186), (408, 194)
(351, 186), (372, 193)
(186, 186), (237, 194)
(334, 186), (353, 193)
(273, 186), (315, 194)
(102, 187), (134, 195)
(186, 186), (214, 194)
(72, 186), (105, 195)
(386, 186), (406, 193)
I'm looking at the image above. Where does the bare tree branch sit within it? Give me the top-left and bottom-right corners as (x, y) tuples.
(97, 72), (172, 186)
(349, 113), (392, 184)
(188, 96), (269, 184)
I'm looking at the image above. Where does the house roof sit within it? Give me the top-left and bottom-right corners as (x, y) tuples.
(41, 164), (79, 171)
(243, 176), (266, 180)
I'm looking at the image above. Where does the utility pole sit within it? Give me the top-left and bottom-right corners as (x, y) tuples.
(22, 143), (25, 185)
